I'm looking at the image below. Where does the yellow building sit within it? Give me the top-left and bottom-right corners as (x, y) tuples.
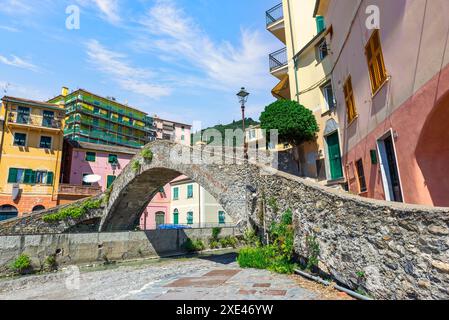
(266, 0), (343, 185)
(0, 96), (65, 220)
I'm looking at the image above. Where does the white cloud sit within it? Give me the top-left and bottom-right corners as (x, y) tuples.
(86, 39), (171, 99)
(0, 0), (32, 14)
(0, 25), (19, 32)
(77, 0), (121, 24)
(0, 54), (39, 72)
(138, 0), (275, 92)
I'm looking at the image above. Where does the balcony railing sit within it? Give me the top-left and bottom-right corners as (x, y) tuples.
(8, 112), (62, 129)
(58, 184), (102, 196)
(266, 3), (283, 27)
(269, 47), (288, 72)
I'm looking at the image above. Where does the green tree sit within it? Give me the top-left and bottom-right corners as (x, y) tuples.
(260, 100), (319, 146)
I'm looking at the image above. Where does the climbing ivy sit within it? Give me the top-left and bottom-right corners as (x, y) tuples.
(131, 159), (141, 173)
(141, 148), (153, 162)
(43, 198), (103, 223)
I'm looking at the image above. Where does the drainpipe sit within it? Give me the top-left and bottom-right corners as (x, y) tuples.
(286, 0), (300, 103)
(0, 103), (8, 163)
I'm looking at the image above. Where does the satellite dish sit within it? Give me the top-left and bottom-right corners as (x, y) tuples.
(83, 174), (101, 184)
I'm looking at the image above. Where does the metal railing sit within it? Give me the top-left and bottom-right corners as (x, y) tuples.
(269, 47), (288, 71)
(58, 184), (102, 196)
(266, 3), (283, 26)
(8, 112), (62, 129)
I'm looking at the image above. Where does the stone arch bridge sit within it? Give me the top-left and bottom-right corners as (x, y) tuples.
(1, 140), (449, 299)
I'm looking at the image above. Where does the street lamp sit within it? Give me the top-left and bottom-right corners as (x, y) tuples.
(237, 87), (250, 158)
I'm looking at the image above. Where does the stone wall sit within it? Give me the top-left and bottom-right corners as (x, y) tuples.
(255, 171), (449, 300)
(0, 227), (238, 275)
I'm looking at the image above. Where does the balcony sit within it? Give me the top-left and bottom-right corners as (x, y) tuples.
(269, 47), (288, 79)
(7, 112), (63, 131)
(266, 3), (286, 43)
(58, 184), (102, 197)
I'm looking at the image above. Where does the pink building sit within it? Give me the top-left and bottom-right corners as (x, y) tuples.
(61, 117), (192, 228)
(316, 0), (449, 206)
(153, 116), (192, 146)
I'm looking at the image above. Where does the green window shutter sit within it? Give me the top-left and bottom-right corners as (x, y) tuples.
(108, 154), (118, 164)
(47, 172), (54, 185)
(86, 152), (96, 162)
(107, 175), (116, 188)
(173, 187), (179, 200)
(24, 169), (34, 184)
(316, 16), (326, 33)
(219, 211), (225, 224)
(187, 185), (193, 198)
(7, 168), (18, 183)
(187, 212), (193, 225)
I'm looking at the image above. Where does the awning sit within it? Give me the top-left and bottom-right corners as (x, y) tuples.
(271, 75), (290, 100)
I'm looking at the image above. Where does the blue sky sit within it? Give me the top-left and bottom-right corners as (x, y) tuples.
(0, 0), (282, 128)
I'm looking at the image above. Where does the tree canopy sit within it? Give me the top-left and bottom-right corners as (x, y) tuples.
(260, 100), (319, 146)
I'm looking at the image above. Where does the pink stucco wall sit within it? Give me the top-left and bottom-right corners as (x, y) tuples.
(68, 148), (173, 229)
(325, 0), (449, 206)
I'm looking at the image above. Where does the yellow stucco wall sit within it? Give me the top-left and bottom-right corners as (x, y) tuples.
(0, 101), (64, 208)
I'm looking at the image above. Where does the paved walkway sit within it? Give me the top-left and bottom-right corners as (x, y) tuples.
(0, 252), (351, 300)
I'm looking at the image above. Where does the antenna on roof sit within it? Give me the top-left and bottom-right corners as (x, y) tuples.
(2, 82), (11, 94)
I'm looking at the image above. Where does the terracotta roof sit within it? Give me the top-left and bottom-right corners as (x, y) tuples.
(2, 96), (63, 109)
(67, 140), (139, 155)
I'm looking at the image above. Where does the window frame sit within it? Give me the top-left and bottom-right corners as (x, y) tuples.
(321, 81), (336, 111)
(365, 29), (388, 94)
(187, 184), (194, 199)
(187, 211), (194, 225)
(39, 136), (52, 149)
(173, 187), (179, 200)
(108, 154), (118, 164)
(343, 76), (358, 124)
(316, 38), (328, 62)
(85, 151), (96, 162)
(355, 159), (367, 193)
(218, 211), (226, 225)
(13, 132), (27, 147)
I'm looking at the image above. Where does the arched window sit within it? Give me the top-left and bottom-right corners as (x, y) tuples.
(32, 205), (46, 212)
(173, 209), (179, 225)
(0, 205), (18, 221)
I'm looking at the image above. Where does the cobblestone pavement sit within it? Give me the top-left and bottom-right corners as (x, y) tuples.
(0, 252), (352, 300)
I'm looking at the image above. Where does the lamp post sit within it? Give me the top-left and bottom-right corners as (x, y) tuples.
(237, 87), (250, 158)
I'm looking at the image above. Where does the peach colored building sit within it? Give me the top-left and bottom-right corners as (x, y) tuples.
(315, 0), (449, 206)
(153, 116), (191, 146)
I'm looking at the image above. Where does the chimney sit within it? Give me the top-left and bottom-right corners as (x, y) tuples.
(61, 87), (69, 97)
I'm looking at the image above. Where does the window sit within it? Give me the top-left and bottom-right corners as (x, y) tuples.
(365, 29), (387, 93)
(187, 185), (194, 198)
(356, 159), (367, 193)
(187, 211), (194, 225)
(343, 77), (357, 124)
(39, 136), (52, 149)
(181, 135), (185, 141)
(8, 169), (52, 185)
(82, 173), (91, 186)
(173, 187), (179, 200)
(0, 205), (18, 221)
(107, 175), (116, 188)
(316, 16), (326, 33)
(93, 118), (99, 127)
(218, 211), (226, 225)
(322, 82), (336, 111)
(108, 154), (118, 164)
(7, 168), (24, 183)
(13, 133), (27, 147)
(316, 38), (328, 61)
(42, 110), (54, 127)
(85, 152), (96, 162)
(17, 106), (30, 124)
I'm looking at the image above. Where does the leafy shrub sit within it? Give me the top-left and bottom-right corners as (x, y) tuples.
(43, 198), (103, 223)
(183, 239), (205, 252)
(44, 255), (58, 271)
(141, 148), (153, 162)
(306, 235), (320, 271)
(220, 236), (238, 249)
(238, 210), (296, 274)
(243, 229), (261, 247)
(10, 254), (32, 274)
(131, 159), (141, 173)
(209, 240), (220, 249)
(211, 227), (222, 240)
